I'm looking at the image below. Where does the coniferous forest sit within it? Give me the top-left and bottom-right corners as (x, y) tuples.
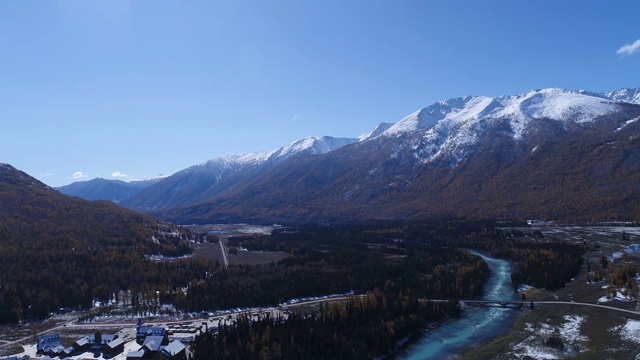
(187, 221), (585, 360)
(192, 291), (461, 360)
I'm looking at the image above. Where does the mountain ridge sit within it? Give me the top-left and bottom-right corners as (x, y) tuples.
(120, 135), (358, 211)
(146, 87), (640, 223)
(55, 86), (640, 224)
(56, 176), (164, 203)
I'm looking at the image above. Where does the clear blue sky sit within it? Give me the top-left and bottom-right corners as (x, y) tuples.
(1, 0), (639, 187)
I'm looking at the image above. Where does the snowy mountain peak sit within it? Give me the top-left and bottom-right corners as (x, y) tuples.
(194, 136), (357, 172)
(506, 88), (617, 122)
(217, 152), (272, 165)
(382, 95), (482, 136)
(377, 88), (627, 140)
(359, 122), (394, 141)
(604, 88), (640, 104)
(267, 136), (358, 161)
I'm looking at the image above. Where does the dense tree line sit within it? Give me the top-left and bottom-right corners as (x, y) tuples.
(0, 249), (217, 323)
(0, 216), (200, 323)
(191, 289), (460, 360)
(425, 226), (584, 291)
(172, 230), (488, 311)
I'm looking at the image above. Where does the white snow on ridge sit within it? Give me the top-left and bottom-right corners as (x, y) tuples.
(218, 152), (272, 165)
(172, 86), (639, 177)
(194, 136), (357, 173)
(383, 96), (480, 136)
(380, 88), (623, 139)
(605, 88), (640, 105)
(365, 87), (639, 165)
(513, 88), (616, 123)
(126, 174), (170, 183)
(359, 122), (394, 141)
(615, 117), (640, 132)
(269, 136), (357, 160)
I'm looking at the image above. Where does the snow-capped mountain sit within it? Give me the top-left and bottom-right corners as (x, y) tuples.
(604, 88), (640, 104)
(362, 88), (630, 166)
(358, 122), (395, 141)
(374, 88), (639, 140)
(377, 88), (620, 144)
(145, 87), (640, 224)
(268, 136), (358, 160)
(121, 136), (358, 211)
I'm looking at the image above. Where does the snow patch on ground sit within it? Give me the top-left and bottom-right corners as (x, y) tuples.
(597, 285), (637, 303)
(511, 342), (561, 360)
(518, 284), (534, 292)
(560, 315), (588, 343)
(509, 316), (588, 359)
(611, 320), (640, 344)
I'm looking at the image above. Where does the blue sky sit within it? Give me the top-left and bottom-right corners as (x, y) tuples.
(1, 0), (639, 187)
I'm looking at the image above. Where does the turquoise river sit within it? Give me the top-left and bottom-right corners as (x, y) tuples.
(396, 252), (518, 359)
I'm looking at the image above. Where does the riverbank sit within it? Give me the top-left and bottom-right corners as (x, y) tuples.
(395, 252), (519, 359)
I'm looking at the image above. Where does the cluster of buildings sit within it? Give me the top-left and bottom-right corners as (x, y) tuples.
(127, 325), (186, 360)
(18, 324), (187, 360)
(36, 333), (124, 358)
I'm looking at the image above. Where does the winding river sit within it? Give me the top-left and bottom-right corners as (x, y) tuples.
(396, 252), (517, 359)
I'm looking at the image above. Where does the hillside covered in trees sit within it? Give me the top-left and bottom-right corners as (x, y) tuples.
(0, 163), (205, 322)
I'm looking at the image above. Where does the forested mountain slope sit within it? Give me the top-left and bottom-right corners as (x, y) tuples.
(0, 163), (203, 323)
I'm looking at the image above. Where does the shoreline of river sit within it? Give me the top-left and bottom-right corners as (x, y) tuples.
(393, 251), (519, 360)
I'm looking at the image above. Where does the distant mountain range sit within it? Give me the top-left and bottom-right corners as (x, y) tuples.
(56, 87), (640, 223)
(56, 177), (165, 203)
(119, 136), (357, 211)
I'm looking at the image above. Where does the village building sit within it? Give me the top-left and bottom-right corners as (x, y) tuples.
(36, 334), (62, 354)
(103, 337), (125, 357)
(160, 341), (186, 360)
(136, 325), (168, 344)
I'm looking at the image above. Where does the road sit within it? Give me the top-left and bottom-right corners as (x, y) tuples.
(0, 317), (75, 349)
(537, 300), (640, 316)
(219, 238), (229, 268)
(462, 299), (640, 316)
